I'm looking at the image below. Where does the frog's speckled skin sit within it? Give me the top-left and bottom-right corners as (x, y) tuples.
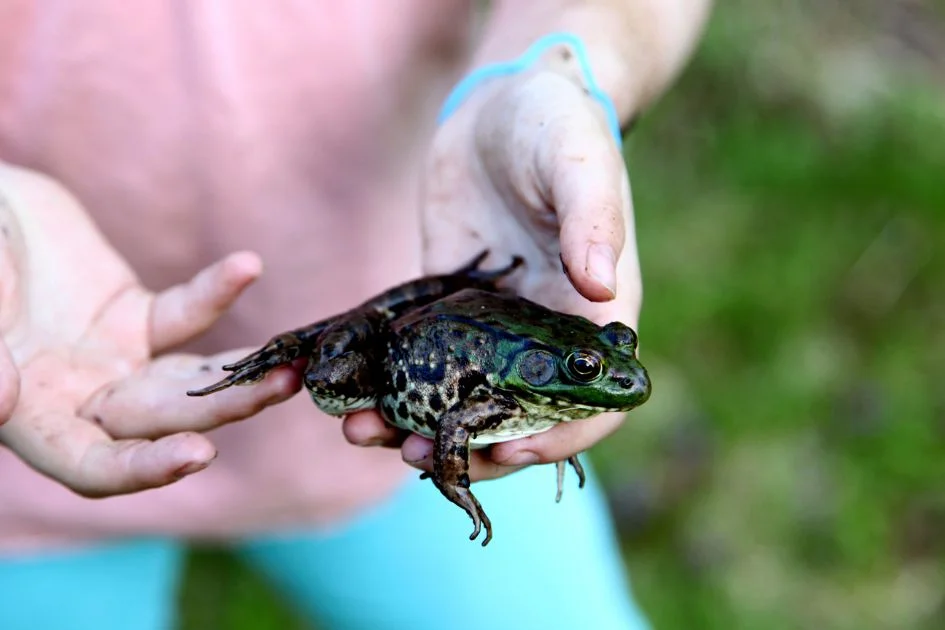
(188, 252), (651, 545)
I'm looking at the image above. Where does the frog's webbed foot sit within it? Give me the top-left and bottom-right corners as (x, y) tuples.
(424, 393), (522, 546)
(425, 463), (492, 547)
(186, 326), (324, 397)
(555, 455), (587, 503)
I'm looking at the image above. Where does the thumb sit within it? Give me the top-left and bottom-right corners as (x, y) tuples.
(0, 339), (19, 426)
(537, 116), (632, 303)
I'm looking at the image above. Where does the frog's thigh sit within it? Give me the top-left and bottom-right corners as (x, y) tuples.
(238, 464), (650, 630)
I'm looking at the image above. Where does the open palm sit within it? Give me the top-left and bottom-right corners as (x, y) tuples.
(343, 72), (644, 479)
(0, 165), (299, 496)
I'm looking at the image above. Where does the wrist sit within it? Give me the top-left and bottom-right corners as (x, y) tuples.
(438, 33), (622, 145)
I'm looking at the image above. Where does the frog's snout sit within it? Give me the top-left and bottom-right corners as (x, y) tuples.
(618, 370), (651, 403)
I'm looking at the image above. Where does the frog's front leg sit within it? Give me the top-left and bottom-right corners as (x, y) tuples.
(186, 318), (337, 396)
(422, 393), (523, 547)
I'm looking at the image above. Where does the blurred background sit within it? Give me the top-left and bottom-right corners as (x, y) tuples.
(178, 1), (945, 628)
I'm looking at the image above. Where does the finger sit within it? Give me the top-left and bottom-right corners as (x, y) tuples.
(401, 434), (528, 482)
(488, 411), (627, 468)
(0, 339), (19, 426)
(150, 251), (263, 353)
(0, 411), (217, 497)
(342, 410), (406, 447)
(537, 115), (634, 303)
(79, 350), (301, 439)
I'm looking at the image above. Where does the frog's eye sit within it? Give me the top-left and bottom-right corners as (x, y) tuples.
(564, 351), (604, 383)
(602, 322), (638, 350)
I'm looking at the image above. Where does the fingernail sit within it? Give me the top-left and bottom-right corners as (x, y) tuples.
(586, 243), (617, 298)
(403, 447), (432, 465)
(173, 460), (209, 479)
(363, 437), (387, 447)
(499, 451), (540, 467)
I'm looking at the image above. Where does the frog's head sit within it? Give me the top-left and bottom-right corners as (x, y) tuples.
(505, 322), (651, 414)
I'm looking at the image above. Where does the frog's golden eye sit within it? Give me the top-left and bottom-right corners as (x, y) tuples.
(565, 351), (603, 383)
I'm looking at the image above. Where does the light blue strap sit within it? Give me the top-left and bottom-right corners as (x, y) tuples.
(438, 32), (623, 145)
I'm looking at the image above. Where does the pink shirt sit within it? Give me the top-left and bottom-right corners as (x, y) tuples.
(0, 0), (474, 551)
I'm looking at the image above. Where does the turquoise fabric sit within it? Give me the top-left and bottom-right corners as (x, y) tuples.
(0, 464), (649, 630)
(0, 537), (184, 630)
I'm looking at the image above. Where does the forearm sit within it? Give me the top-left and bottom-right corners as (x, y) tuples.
(472, 0), (712, 123)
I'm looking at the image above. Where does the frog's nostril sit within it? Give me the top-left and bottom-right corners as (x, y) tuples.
(620, 373), (650, 393)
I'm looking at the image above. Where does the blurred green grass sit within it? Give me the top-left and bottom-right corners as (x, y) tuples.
(178, 2), (945, 629)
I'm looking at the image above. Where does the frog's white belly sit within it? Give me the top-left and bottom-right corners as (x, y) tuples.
(468, 399), (605, 446)
(382, 395), (602, 446)
(470, 420), (558, 447)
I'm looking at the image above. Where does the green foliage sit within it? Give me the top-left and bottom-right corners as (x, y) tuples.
(179, 548), (312, 630)
(179, 3), (945, 629)
(593, 3), (945, 628)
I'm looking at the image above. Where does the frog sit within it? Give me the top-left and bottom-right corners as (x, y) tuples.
(187, 251), (651, 545)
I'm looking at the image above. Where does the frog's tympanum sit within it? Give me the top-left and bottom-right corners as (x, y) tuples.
(187, 252), (651, 545)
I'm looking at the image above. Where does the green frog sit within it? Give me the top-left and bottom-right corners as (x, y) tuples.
(187, 252), (651, 545)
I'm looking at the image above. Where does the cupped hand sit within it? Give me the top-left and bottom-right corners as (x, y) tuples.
(343, 67), (643, 480)
(0, 164), (300, 497)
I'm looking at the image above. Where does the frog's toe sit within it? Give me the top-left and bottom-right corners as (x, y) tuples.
(186, 378), (236, 397)
(222, 331), (311, 374)
(556, 460), (566, 503)
(425, 473), (493, 546)
(185, 368), (263, 396)
(554, 455), (587, 502)
(568, 455), (586, 489)
(466, 253), (524, 285)
(186, 352), (282, 396)
(454, 249), (490, 275)
(220, 349), (275, 373)
(453, 486), (492, 546)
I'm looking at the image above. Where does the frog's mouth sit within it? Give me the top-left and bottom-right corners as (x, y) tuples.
(513, 392), (630, 422)
(513, 368), (651, 414)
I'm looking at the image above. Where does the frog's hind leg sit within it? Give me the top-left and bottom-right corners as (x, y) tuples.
(186, 321), (333, 396)
(422, 394), (523, 547)
(361, 251), (525, 320)
(554, 455), (587, 503)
